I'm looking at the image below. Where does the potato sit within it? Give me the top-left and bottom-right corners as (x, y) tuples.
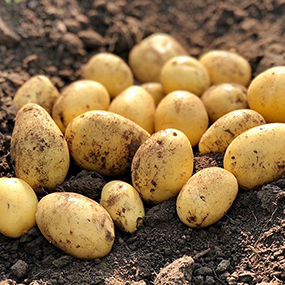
(108, 86), (155, 134)
(0, 178), (38, 238)
(224, 123), (285, 190)
(82, 53), (133, 98)
(199, 109), (266, 154)
(52, 80), (110, 133)
(100, 181), (145, 233)
(131, 129), (193, 204)
(160, 56), (211, 96)
(36, 192), (114, 259)
(201, 83), (248, 122)
(248, 66), (285, 123)
(65, 110), (150, 176)
(141, 82), (165, 106)
(176, 167), (238, 228)
(155, 91), (209, 146)
(10, 103), (70, 193)
(129, 33), (188, 83)
(199, 50), (252, 87)
(13, 75), (60, 114)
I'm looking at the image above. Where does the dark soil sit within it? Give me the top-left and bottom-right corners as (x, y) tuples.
(0, 0), (285, 284)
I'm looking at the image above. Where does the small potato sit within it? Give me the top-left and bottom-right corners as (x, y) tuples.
(100, 181), (145, 233)
(155, 91), (209, 146)
(108, 86), (155, 134)
(177, 167), (238, 228)
(0, 178), (38, 238)
(201, 83), (248, 122)
(129, 33), (188, 83)
(141, 82), (165, 106)
(82, 53), (133, 98)
(199, 50), (252, 87)
(13, 75), (59, 114)
(160, 56), (211, 96)
(36, 192), (115, 259)
(199, 109), (266, 154)
(52, 80), (110, 133)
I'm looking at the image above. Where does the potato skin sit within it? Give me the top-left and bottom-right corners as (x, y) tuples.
(141, 82), (165, 106)
(176, 167), (238, 228)
(36, 192), (115, 259)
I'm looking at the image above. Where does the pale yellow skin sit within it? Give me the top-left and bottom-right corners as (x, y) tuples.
(199, 109), (266, 154)
(108, 86), (155, 134)
(199, 50), (252, 87)
(131, 129), (193, 204)
(176, 167), (238, 228)
(155, 91), (209, 146)
(13, 75), (60, 114)
(10, 103), (70, 193)
(82, 53), (133, 98)
(201, 83), (248, 122)
(141, 82), (165, 106)
(248, 66), (285, 123)
(100, 181), (145, 233)
(160, 56), (211, 96)
(224, 123), (285, 190)
(129, 33), (188, 83)
(65, 111), (150, 176)
(36, 192), (115, 259)
(0, 178), (38, 238)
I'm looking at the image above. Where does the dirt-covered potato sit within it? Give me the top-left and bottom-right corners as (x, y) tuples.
(36, 192), (115, 259)
(0, 178), (38, 238)
(199, 109), (266, 154)
(129, 33), (188, 83)
(13, 75), (59, 114)
(82, 53), (133, 98)
(10, 103), (70, 193)
(52, 80), (110, 133)
(176, 167), (238, 228)
(100, 181), (145, 233)
(141, 82), (165, 106)
(155, 91), (209, 146)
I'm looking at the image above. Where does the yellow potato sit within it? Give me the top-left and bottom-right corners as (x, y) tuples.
(201, 83), (248, 122)
(199, 109), (266, 154)
(65, 111), (150, 176)
(131, 129), (193, 204)
(176, 167), (238, 228)
(100, 181), (145, 233)
(160, 56), (211, 96)
(199, 50), (252, 87)
(82, 53), (133, 98)
(141, 82), (165, 106)
(108, 86), (155, 134)
(248, 66), (285, 123)
(36, 192), (115, 259)
(52, 80), (110, 133)
(0, 178), (38, 238)
(129, 33), (188, 83)
(155, 91), (209, 146)
(224, 123), (285, 190)
(10, 103), (70, 193)
(13, 75), (60, 114)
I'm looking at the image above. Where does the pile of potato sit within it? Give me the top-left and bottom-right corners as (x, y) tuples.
(2, 33), (285, 259)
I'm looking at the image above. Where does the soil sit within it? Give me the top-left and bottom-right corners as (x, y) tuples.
(0, 0), (285, 284)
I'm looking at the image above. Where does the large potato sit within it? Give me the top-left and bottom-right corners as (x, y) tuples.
(36, 192), (115, 259)
(199, 109), (266, 154)
(177, 167), (238, 228)
(141, 82), (165, 106)
(0, 178), (38, 238)
(65, 111), (150, 176)
(10, 103), (70, 193)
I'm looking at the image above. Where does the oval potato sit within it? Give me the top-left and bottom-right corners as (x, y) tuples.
(141, 82), (165, 106)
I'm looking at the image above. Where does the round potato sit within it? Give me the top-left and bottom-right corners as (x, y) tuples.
(82, 53), (133, 98)
(141, 82), (165, 106)
(52, 80), (110, 133)
(155, 91), (209, 146)
(177, 167), (238, 228)
(199, 50), (252, 87)
(0, 178), (38, 238)
(129, 33), (188, 83)
(36, 192), (115, 259)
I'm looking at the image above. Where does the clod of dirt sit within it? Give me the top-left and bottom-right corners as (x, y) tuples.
(78, 30), (106, 48)
(0, 17), (20, 47)
(61, 33), (86, 55)
(10, 260), (28, 279)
